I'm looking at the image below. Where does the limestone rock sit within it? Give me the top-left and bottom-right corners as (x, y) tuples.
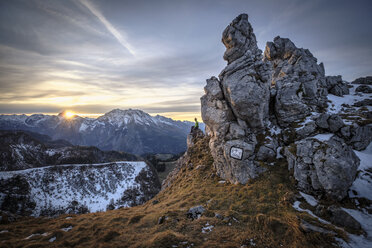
(351, 76), (372, 85)
(353, 98), (372, 107)
(222, 13), (258, 64)
(355, 85), (372, 93)
(315, 113), (344, 132)
(201, 14), (271, 185)
(325, 75), (349, 96)
(187, 128), (204, 149)
(187, 205), (205, 220)
(348, 125), (372, 150)
(220, 14), (271, 129)
(327, 206), (361, 230)
(284, 136), (360, 200)
(264, 36), (328, 127)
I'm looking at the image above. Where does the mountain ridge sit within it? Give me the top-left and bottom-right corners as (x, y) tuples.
(0, 109), (205, 155)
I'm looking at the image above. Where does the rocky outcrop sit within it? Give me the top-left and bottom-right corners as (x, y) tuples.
(325, 75), (349, 96)
(351, 76), (372, 85)
(201, 14), (271, 184)
(285, 136), (359, 200)
(200, 13), (364, 201)
(264, 36), (328, 127)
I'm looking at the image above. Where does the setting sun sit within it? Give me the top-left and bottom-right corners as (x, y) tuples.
(64, 111), (76, 118)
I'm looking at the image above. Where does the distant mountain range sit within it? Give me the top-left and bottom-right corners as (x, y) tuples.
(0, 109), (204, 155)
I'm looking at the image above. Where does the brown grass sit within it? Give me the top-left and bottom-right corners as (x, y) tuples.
(0, 137), (347, 247)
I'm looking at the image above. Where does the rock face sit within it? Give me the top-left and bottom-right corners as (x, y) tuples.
(264, 36), (328, 127)
(285, 136), (359, 200)
(201, 14), (271, 184)
(200, 13), (363, 201)
(325, 76), (349, 96)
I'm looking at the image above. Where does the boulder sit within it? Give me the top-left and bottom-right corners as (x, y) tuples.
(315, 113), (344, 132)
(327, 206), (361, 230)
(187, 205), (205, 220)
(348, 125), (372, 150)
(284, 136), (360, 200)
(325, 75), (349, 96)
(355, 85), (372, 93)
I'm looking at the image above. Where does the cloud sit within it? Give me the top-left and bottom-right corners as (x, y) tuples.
(79, 0), (135, 55)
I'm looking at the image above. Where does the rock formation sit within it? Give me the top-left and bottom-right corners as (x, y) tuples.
(264, 36), (328, 127)
(201, 13), (365, 201)
(201, 14), (271, 185)
(285, 136), (359, 200)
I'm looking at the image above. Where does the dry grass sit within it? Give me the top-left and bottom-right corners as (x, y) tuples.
(0, 137), (345, 247)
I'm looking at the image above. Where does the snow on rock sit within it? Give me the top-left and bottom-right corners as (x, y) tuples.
(0, 161), (160, 216)
(327, 84), (372, 114)
(336, 208), (372, 248)
(312, 133), (334, 142)
(292, 201), (330, 225)
(299, 192), (318, 207)
(349, 142), (372, 201)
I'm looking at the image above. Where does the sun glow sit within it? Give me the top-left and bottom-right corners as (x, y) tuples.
(64, 111), (76, 119)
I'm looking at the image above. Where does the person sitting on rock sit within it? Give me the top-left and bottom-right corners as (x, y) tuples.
(191, 118), (199, 132)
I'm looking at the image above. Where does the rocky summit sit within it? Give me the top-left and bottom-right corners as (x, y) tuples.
(201, 14), (370, 201)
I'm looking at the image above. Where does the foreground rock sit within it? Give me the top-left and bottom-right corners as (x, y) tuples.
(201, 14), (271, 184)
(285, 136), (359, 200)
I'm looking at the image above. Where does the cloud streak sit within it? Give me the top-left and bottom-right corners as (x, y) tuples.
(79, 0), (135, 55)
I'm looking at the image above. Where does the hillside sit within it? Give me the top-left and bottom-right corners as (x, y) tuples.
(0, 130), (139, 171)
(0, 161), (160, 217)
(1, 136), (370, 247)
(0, 109), (205, 155)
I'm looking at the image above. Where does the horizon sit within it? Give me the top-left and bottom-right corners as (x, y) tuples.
(0, 108), (201, 122)
(1, 0), (372, 121)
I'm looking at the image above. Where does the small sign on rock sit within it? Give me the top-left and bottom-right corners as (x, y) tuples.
(230, 147), (243, 160)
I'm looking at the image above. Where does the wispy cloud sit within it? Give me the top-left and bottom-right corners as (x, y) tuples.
(79, 0), (135, 55)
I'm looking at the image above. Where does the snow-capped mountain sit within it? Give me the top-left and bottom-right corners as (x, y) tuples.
(0, 161), (160, 216)
(0, 109), (204, 155)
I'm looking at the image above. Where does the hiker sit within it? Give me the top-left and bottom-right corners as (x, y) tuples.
(191, 117), (199, 132)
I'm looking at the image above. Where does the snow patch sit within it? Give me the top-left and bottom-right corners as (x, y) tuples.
(299, 192), (318, 207)
(61, 226), (73, 232)
(202, 222), (214, 233)
(312, 133), (333, 142)
(349, 142), (372, 200)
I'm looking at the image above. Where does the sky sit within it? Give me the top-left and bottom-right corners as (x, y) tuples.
(0, 0), (371, 121)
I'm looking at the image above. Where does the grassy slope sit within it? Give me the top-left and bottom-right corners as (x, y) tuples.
(0, 137), (348, 248)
